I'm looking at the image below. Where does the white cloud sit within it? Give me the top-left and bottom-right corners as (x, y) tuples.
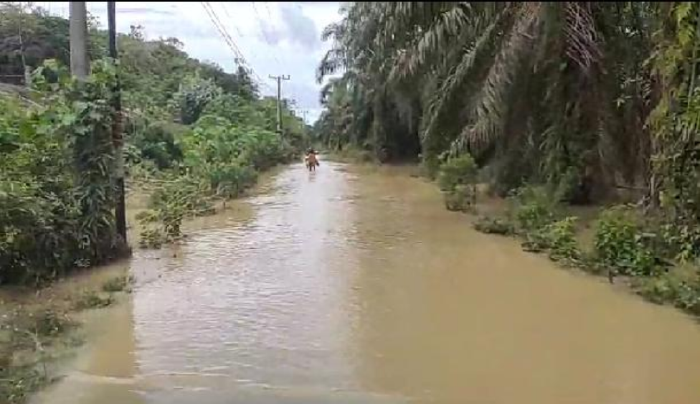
(42, 2), (341, 123)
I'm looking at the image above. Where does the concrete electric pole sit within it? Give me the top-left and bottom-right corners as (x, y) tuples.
(108, 1), (127, 244)
(269, 74), (290, 133)
(69, 2), (89, 79)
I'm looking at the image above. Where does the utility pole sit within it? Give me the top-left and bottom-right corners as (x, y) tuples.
(69, 2), (89, 78)
(108, 1), (127, 244)
(268, 74), (290, 133)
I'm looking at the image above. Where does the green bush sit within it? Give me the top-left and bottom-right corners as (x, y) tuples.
(594, 206), (657, 276)
(510, 186), (557, 232)
(137, 176), (213, 248)
(473, 216), (514, 235)
(138, 227), (164, 249)
(128, 121), (184, 169)
(74, 290), (114, 310)
(0, 59), (123, 285)
(634, 270), (700, 315)
(1, 17), (310, 283)
(0, 366), (46, 404)
(658, 223), (700, 263)
(171, 73), (221, 124)
(438, 154), (478, 212)
(208, 162), (258, 199)
(437, 154), (478, 192)
(523, 217), (581, 262)
(444, 185), (476, 212)
(102, 275), (134, 293)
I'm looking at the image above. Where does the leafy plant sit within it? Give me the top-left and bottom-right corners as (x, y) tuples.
(138, 227), (164, 249)
(437, 154), (478, 192)
(523, 217), (581, 262)
(74, 290), (114, 310)
(510, 186), (557, 233)
(102, 275), (133, 292)
(1, 58), (123, 285)
(444, 185), (476, 212)
(438, 154), (478, 211)
(473, 216), (514, 235)
(594, 206), (657, 276)
(171, 73), (221, 124)
(635, 268), (700, 315)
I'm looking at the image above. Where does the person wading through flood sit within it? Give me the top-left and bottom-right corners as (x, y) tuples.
(305, 148), (320, 172)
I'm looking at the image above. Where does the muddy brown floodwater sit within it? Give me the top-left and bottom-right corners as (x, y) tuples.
(31, 160), (700, 404)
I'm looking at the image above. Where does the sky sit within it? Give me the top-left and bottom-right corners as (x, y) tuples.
(42, 2), (342, 123)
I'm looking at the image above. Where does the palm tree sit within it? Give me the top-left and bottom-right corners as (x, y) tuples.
(317, 2), (657, 200)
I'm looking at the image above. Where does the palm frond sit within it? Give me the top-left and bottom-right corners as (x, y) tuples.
(316, 48), (346, 83)
(563, 2), (602, 72)
(421, 5), (515, 148)
(453, 2), (543, 155)
(388, 3), (472, 83)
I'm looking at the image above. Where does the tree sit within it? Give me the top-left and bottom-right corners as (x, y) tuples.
(317, 2), (658, 201)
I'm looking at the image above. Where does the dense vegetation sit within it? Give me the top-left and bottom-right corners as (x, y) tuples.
(0, 4), (309, 284)
(316, 2), (700, 315)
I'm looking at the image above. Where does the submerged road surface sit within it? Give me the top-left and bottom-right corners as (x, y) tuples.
(33, 160), (700, 404)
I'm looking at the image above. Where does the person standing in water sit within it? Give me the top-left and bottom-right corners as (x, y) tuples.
(305, 148), (319, 171)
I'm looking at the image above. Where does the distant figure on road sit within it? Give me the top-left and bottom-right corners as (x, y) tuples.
(305, 148), (319, 172)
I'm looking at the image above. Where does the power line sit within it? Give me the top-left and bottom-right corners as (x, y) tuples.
(200, 1), (271, 91)
(219, 3), (245, 39)
(213, 2), (272, 92)
(201, 2), (246, 65)
(251, 2), (281, 69)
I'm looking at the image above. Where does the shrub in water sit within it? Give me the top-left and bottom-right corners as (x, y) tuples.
(510, 186), (557, 232)
(635, 270), (700, 315)
(594, 206), (656, 276)
(102, 275), (134, 293)
(523, 217), (581, 262)
(74, 290), (114, 310)
(473, 216), (514, 235)
(437, 154), (477, 192)
(444, 185), (475, 212)
(438, 154), (478, 211)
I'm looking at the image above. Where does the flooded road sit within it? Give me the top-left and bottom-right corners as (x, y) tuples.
(33, 160), (700, 404)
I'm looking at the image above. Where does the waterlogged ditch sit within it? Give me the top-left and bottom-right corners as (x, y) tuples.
(5, 160), (700, 404)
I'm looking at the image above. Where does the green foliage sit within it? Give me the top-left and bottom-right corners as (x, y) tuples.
(437, 154), (477, 191)
(316, 1), (656, 197)
(650, 2), (700, 227)
(136, 176), (213, 248)
(1, 10), (309, 275)
(1, 58), (122, 285)
(171, 74), (221, 125)
(0, 304), (77, 404)
(0, 366), (46, 404)
(74, 290), (114, 310)
(510, 186), (557, 233)
(444, 185), (475, 212)
(127, 120), (184, 169)
(138, 227), (164, 249)
(594, 206), (657, 276)
(102, 275), (133, 293)
(658, 223), (700, 263)
(473, 216), (514, 235)
(635, 268), (700, 315)
(438, 154), (478, 212)
(523, 217), (581, 262)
